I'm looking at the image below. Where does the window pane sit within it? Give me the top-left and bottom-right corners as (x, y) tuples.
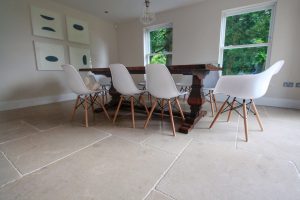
(150, 27), (173, 54)
(225, 9), (271, 46)
(150, 54), (172, 65)
(222, 46), (268, 75)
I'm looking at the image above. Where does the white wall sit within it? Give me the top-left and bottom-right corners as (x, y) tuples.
(0, 0), (118, 110)
(117, 0), (300, 108)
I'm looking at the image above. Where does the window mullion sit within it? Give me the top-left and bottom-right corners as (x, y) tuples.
(224, 43), (270, 50)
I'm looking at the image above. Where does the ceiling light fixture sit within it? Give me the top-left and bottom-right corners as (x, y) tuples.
(140, 0), (155, 25)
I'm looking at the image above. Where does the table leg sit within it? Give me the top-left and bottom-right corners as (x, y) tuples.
(178, 74), (207, 133)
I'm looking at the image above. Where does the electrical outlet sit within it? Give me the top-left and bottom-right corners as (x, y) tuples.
(283, 82), (294, 87)
(295, 82), (300, 88)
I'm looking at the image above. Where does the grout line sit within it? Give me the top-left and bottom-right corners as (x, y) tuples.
(140, 133), (154, 145)
(142, 138), (193, 200)
(0, 134), (35, 145)
(21, 120), (42, 132)
(0, 178), (20, 190)
(1, 151), (23, 177)
(21, 133), (112, 177)
(141, 142), (177, 156)
(153, 188), (177, 200)
(288, 161), (300, 178)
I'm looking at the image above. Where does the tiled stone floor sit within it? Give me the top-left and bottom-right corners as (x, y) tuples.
(0, 100), (299, 200)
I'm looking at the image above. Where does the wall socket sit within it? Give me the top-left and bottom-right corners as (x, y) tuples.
(283, 82), (294, 87)
(295, 82), (300, 88)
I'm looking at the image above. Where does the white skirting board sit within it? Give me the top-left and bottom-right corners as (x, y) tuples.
(0, 93), (299, 111)
(0, 93), (77, 111)
(214, 95), (300, 110)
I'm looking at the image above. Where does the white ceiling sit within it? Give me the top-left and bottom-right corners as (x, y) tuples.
(50, 0), (206, 23)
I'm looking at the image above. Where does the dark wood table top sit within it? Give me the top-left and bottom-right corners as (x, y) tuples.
(79, 64), (221, 76)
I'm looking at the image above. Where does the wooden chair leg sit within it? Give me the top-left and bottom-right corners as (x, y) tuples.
(168, 99), (176, 136)
(161, 99), (165, 120)
(227, 97), (236, 122)
(209, 96), (230, 129)
(139, 95), (149, 115)
(213, 94), (218, 112)
(71, 96), (80, 121)
(175, 97), (185, 121)
(130, 96), (135, 128)
(90, 94), (95, 120)
(251, 99), (264, 131)
(113, 96), (123, 123)
(144, 99), (157, 128)
(84, 96), (89, 127)
(96, 97), (111, 120)
(242, 99), (248, 142)
(209, 90), (214, 117)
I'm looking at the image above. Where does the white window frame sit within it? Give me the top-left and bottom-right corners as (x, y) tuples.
(218, 2), (277, 73)
(143, 23), (173, 65)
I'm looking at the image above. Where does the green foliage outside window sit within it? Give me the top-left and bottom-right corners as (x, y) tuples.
(149, 27), (172, 65)
(223, 9), (272, 75)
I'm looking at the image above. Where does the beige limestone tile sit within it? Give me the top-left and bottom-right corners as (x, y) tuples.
(143, 133), (192, 155)
(146, 190), (174, 200)
(0, 125), (110, 174)
(0, 153), (20, 187)
(23, 114), (68, 131)
(0, 136), (175, 200)
(0, 121), (38, 144)
(237, 119), (300, 172)
(157, 142), (300, 200)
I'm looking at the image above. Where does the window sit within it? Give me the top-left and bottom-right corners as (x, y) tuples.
(144, 23), (173, 65)
(219, 3), (276, 75)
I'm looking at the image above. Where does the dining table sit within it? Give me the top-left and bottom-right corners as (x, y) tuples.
(79, 64), (221, 134)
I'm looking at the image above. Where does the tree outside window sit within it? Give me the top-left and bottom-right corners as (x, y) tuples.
(144, 24), (173, 65)
(219, 3), (275, 75)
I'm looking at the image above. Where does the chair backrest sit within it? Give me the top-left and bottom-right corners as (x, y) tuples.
(253, 60), (285, 98)
(109, 64), (140, 95)
(84, 72), (100, 91)
(95, 74), (111, 86)
(203, 70), (220, 89)
(178, 75), (193, 86)
(214, 60), (284, 99)
(146, 64), (180, 99)
(61, 64), (90, 95)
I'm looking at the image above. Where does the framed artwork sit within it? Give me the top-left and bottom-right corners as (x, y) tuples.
(66, 16), (89, 44)
(34, 41), (65, 70)
(30, 5), (64, 40)
(69, 46), (91, 70)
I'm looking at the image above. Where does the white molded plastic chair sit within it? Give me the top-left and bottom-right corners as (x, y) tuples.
(176, 75), (192, 100)
(209, 60), (284, 142)
(109, 64), (149, 128)
(144, 64), (186, 136)
(61, 64), (110, 127)
(95, 74), (111, 104)
(203, 70), (220, 116)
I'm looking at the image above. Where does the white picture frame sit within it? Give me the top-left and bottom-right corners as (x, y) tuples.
(66, 16), (89, 44)
(69, 46), (91, 70)
(30, 5), (64, 40)
(34, 41), (65, 71)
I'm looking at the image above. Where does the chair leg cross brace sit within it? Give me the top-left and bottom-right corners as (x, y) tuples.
(144, 97), (185, 136)
(209, 96), (264, 142)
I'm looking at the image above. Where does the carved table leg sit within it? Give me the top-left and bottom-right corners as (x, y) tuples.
(178, 73), (207, 133)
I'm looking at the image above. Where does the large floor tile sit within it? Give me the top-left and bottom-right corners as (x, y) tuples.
(0, 120), (38, 144)
(237, 119), (300, 172)
(0, 125), (110, 174)
(0, 153), (20, 187)
(0, 136), (175, 200)
(143, 133), (192, 155)
(145, 190), (174, 200)
(157, 142), (300, 200)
